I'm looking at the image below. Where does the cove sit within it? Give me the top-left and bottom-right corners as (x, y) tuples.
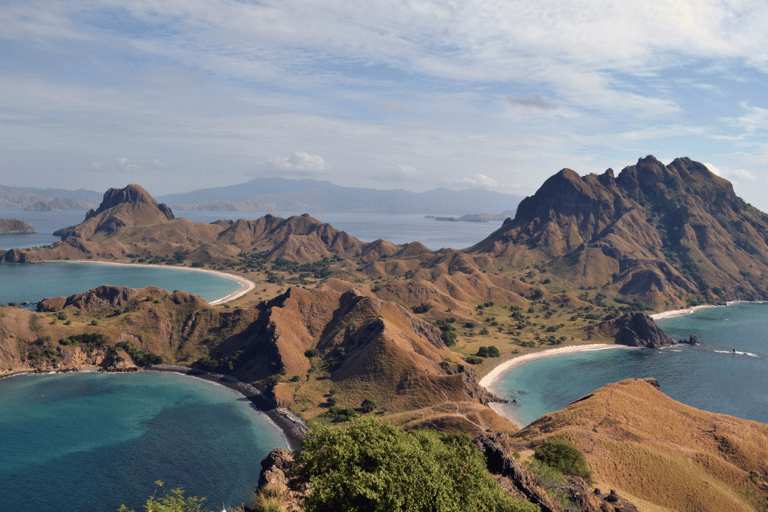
(0, 261), (243, 305)
(0, 371), (288, 512)
(491, 303), (768, 426)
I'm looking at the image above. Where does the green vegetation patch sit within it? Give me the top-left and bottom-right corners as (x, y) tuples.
(115, 341), (163, 366)
(295, 416), (539, 512)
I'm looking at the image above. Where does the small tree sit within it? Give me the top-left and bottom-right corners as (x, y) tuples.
(361, 398), (378, 413)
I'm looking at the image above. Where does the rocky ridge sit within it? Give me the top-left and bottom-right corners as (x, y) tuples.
(469, 156), (768, 309)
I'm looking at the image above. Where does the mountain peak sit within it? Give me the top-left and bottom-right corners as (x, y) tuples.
(86, 184), (174, 221)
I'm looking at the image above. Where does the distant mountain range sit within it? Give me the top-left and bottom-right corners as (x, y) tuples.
(0, 179), (522, 215)
(155, 177), (523, 215)
(0, 185), (102, 209)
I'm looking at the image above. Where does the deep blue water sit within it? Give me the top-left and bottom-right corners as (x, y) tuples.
(493, 303), (768, 426)
(0, 372), (287, 512)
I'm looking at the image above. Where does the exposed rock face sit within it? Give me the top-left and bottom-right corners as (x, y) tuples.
(612, 312), (675, 348)
(469, 156), (768, 308)
(84, 184), (174, 222)
(37, 285), (143, 313)
(473, 433), (564, 512)
(0, 218), (36, 234)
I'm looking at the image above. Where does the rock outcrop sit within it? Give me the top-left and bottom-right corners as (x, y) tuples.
(612, 312), (675, 348)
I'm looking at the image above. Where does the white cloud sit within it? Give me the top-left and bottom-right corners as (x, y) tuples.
(703, 162), (721, 176)
(115, 157), (169, 172)
(450, 173), (498, 189)
(250, 152), (328, 179)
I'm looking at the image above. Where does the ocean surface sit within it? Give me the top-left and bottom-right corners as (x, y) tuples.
(0, 261), (243, 306)
(0, 372), (288, 512)
(493, 302), (768, 426)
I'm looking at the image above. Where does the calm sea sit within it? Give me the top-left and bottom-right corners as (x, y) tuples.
(0, 261), (242, 305)
(0, 372), (288, 512)
(493, 303), (768, 426)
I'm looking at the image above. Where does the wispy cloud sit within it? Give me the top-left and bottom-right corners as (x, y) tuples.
(507, 93), (557, 110)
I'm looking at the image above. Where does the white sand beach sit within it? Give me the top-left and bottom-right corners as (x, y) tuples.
(63, 260), (255, 305)
(649, 304), (720, 320)
(479, 343), (634, 427)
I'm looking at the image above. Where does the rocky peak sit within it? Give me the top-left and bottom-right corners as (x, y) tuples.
(86, 184), (174, 221)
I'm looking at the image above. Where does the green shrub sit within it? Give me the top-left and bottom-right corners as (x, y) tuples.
(360, 398), (378, 413)
(118, 481), (206, 512)
(534, 439), (592, 482)
(464, 355), (483, 364)
(295, 416), (538, 512)
(304, 348), (320, 358)
(320, 405), (360, 423)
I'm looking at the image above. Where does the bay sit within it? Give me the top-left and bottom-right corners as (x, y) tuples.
(0, 261), (243, 305)
(493, 303), (768, 426)
(0, 372), (288, 512)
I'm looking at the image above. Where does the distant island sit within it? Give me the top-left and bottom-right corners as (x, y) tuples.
(0, 218), (35, 234)
(426, 212), (515, 222)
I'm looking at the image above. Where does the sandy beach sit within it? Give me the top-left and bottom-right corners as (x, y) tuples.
(479, 343), (634, 427)
(63, 260), (256, 305)
(649, 304), (721, 320)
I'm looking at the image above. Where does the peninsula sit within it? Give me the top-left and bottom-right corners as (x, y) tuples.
(2, 155), (768, 511)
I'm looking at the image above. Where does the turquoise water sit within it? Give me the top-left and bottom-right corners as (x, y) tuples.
(0, 372), (288, 512)
(493, 303), (768, 426)
(0, 262), (242, 305)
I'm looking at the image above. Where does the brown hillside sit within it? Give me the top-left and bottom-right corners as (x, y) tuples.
(0, 185), (418, 264)
(0, 218), (35, 234)
(469, 156), (768, 309)
(514, 378), (768, 512)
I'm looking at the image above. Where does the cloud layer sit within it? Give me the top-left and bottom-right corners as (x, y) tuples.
(1, 0), (768, 209)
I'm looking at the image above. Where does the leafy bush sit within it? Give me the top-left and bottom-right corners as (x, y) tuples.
(534, 439), (592, 482)
(464, 355), (483, 365)
(304, 348), (320, 358)
(118, 481), (206, 512)
(320, 405), (360, 423)
(360, 398), (378, 413)
(295, 416), (538, 512)
(115, 341), (163, 366)
(412, 303), (432, 314)
(477, 346), (500, 358)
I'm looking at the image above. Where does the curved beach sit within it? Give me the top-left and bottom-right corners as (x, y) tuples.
(64, 260), (256, 305)
(479, 344), (633, 427)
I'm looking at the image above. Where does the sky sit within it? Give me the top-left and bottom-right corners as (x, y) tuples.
(2, 0), (768, 210)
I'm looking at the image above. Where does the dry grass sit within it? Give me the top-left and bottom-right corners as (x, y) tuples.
(514, 378), (768, 512)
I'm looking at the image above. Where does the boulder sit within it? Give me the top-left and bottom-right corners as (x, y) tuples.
(614, 313), (675, 348)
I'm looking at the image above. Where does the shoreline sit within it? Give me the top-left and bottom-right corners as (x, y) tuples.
(53, 260), (256, 305)
(0, 364), (307, 451)
(479, 344), (634, 428)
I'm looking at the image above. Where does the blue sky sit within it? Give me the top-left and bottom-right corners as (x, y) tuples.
(2, 0), (768, 211)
